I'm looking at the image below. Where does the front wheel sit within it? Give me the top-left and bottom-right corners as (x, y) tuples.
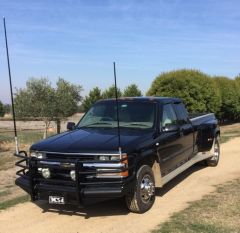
(125, 165), (155, 213)
(205, 135), (220, 167)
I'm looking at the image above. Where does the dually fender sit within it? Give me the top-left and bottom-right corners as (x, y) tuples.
(138, 147), (163, 188)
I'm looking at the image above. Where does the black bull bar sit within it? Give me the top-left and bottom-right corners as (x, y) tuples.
(14, 151), (135, 205)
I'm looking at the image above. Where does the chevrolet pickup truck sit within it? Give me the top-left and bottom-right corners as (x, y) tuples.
(15, 97), (220, 213)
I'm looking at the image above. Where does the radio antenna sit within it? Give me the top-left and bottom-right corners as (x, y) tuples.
(113, 62), (122, 157)
(3, 17), (19, 154)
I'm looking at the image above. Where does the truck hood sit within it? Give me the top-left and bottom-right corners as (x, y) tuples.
(30, 128), (155, 153)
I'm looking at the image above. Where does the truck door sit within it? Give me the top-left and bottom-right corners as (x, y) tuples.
(157, 103), (186, 176)
(173, 102), (194, 160)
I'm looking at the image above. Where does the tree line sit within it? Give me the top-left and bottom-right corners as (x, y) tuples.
(0, 78), (142, 138)
(14, 77), (82, 138)
(0, 69), (239, 138)
(82, 84), (142, 111)
(147, 69), (240, 122)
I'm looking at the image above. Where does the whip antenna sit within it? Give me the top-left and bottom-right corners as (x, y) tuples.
(3, 17), (19, 154)
(113, 62), (122, 157)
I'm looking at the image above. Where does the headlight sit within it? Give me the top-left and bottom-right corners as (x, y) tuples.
(70, 170), (76, 181)
(30, 151), (46, 172)
(110, 155), (120, 161)
(96, 154), (128, 178)
(30, 151), (45, 159)
(42, 168), (51, 179)
(99, 155), (120, 161)
(99, 155), (110, 161)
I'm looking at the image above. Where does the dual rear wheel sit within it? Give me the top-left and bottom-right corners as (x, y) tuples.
(205, 136), (220, 167)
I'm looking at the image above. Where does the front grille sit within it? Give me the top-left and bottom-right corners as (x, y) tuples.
(37, 152), (98, 183)
(46, 153), (96, 162)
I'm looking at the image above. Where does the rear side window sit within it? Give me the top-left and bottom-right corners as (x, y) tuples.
(161, 104), (178, 127)
(174, 103), (189, 124)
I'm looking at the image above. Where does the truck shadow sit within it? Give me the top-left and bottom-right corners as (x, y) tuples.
(35, 164), (207, 218)
(35, 198), (129, 218)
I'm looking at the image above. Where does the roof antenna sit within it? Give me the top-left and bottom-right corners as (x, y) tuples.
(3, 17), (19, 154)
(113, 62), (122, 157)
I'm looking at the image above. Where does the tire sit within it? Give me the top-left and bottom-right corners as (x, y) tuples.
(125, 165), (155, 213)
(205, 135), (220, 167)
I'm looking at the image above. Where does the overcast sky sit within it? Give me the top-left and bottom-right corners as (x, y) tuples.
(0, 0), (240, 103)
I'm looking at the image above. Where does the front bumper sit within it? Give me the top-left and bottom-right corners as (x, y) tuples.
(15, 151), (135, 205)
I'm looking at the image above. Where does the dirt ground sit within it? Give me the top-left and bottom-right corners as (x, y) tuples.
(0, 132), (240, 233)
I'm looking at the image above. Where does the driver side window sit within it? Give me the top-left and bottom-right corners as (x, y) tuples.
(161, 104), (178, 127)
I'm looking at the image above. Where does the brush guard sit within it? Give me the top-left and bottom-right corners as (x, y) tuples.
(14, 151), (134, 205)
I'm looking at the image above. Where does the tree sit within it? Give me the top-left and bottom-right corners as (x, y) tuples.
(3, 104), (11, 115)
(235, 74), (240, 81)
(54, 78), (83, 133)
(213, 77), (239, 122)
(14, 77), (83, 138)
(15, 78), (55, 138)
(0, 101), (5, 117)
(235, 76), (240, 120)
(102, 85), (122, 99)
(82, 87), (102, 112)
(123, 84), (142, 97)
(147, 69), (221, 114)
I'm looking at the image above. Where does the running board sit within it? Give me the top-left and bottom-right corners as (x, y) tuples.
(161, 151), (213, 186)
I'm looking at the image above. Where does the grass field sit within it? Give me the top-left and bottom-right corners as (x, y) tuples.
(0, 130), (55, 147)
(0, 195), (29, 211)
(153, 179), (240, 233)
(221, 130), (240, 143)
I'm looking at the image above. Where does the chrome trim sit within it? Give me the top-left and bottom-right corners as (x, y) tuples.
(35, 151), (126, 157)
(95, 175), (125, 178)
(39, 161), (125, 169)
(83, 163), (125, 168)
(161, 150), (213, 186)
(39, 161), (63, 166)
(190, 113), (213, 121)
(39, 161), (75, 168)
(86, 175), (126, 179)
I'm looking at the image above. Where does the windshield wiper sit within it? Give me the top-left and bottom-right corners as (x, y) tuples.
(79, 122), (113, 128)
(121, 123), (150, 128)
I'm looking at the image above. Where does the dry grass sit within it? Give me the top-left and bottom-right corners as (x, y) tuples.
(0, 195), (29, 211)
(220, 124), (240, 143)
(153, 179), (240, 233)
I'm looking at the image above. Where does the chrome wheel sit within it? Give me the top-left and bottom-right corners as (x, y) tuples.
(125, 165), (155, 213)
(210, 138), (220, 162)
(206, 136), (220, 167)
(140, 174), (155, 203)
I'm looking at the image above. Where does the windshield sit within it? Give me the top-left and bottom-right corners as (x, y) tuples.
(78, 101), (156, 129)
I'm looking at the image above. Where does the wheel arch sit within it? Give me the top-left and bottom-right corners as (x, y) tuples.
(136, 151), (162, 188)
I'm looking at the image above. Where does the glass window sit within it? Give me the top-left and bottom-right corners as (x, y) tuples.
(162, 104), (178, 127)
(174, 103), (189, 124)
(78, 101), (156, 129)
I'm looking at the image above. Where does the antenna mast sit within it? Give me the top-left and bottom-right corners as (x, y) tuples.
(3, 17), (19, 154)
(113, 62), (122, 157)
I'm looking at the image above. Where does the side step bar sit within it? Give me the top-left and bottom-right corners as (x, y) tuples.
(153, 145), (214, 188)
(161, 151), (212, 186)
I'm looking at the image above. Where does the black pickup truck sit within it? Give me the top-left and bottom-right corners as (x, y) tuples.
(15, 97), (220, 213)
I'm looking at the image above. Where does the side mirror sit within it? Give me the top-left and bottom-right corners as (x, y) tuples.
(162, 124), (179, 133)
(67, 122), (76, 131)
